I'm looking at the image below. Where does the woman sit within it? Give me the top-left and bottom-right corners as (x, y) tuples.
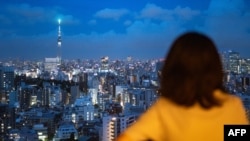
(117, 32), (249, 141)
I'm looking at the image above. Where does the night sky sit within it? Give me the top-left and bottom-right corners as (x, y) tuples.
(0, 0), (250, 60)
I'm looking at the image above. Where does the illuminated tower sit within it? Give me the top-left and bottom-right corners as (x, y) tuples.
(57, 19), (62, 65)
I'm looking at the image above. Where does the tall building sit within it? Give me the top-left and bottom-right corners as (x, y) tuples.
(70, 85), (81, 104)
(0, 104), (12, 137)
(17, 85), (37, 110)
(240, 58), (250, 74)
(228, 51), (240, 74)
(100, 114), (137, 141)
(79, 72), (88, 94)
(0, 66), (15, 104)
(41, 84), (62, 107)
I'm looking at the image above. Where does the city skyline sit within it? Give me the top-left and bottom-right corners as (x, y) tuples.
(0, 0), (250, 60)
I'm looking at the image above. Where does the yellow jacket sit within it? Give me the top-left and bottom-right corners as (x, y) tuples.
(117, 90), (249, 141)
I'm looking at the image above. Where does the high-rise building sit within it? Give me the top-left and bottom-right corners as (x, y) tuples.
(100, 114), (137, 141)
(79, 73), (88, 94)
(0, 104), (13, 137)
(17, 85), (37, 110)
(70, 85), (80, 104)
(240, 58), (250, 74)
(228, 51), (240, 74)
(41, 84), (62, 107)
(0, 66), (15, 104)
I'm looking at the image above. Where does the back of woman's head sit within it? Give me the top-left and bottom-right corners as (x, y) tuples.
(160, 32), (225, 109)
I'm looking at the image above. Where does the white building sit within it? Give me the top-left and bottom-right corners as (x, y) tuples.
(44, 57), (60, 72)
(89, 88), (98, 104)
(100, 114), (137, 141)
(63, 96), (95, 128)
(74, 96), (95, 121)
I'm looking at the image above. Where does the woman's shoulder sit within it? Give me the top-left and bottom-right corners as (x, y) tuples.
(213, 89), (243, 104)
(213, 90), (247, 116)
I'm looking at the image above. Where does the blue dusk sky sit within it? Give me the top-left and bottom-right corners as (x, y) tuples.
(0, 0), (250, 60)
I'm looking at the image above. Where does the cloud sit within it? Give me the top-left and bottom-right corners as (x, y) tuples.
(139, 3), (172, 20)
(0, 14), (11, 24)
(0, 3), (200, 59)
(1, 1), (250, 60)
(80, 1), (250, 59)
(207, 0), (245, 16)
(0, 33), (57, 59)
(60, 20), (183, 59)
(124, 20), (132, 26)
(58, 15), (80, 25)
(4, 3), (79, 25)
(201, 0), (250, 55)
(139, 3), (200, 21)
(88, 19), (97, 25)
(94, 8), (129, 20)
(174, 6), (200, 20)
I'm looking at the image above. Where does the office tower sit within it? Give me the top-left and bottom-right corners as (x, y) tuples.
(79, 72), (88, 94)
(228, 51), (240, 74)
(0, 103), (16, 137)
(240, 58), (250, 74)
(70, 85), (80, 104)
(42, 84), (62, 107)
(0, 66), (15, 104)
(51, 86), (62, 107)
(0, 104), (11, 137)
(18, 85), (36, 110)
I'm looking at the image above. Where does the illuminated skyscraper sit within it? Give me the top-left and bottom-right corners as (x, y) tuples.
(0, 66), (15, 104)
(57, 19), (62, 65)
(228, 51), (240, 74)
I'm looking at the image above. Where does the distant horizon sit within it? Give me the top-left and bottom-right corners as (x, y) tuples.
(0, 0), (250, 60)
(0, 48), (248, 62)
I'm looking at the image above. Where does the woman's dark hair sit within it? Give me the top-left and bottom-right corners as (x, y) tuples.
(159, 32), (225, 109)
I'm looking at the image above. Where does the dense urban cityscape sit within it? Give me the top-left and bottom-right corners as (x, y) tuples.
(1, 4), (250, 140)
(1, 0), (250, 140)
(0, 50), (250, 141)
